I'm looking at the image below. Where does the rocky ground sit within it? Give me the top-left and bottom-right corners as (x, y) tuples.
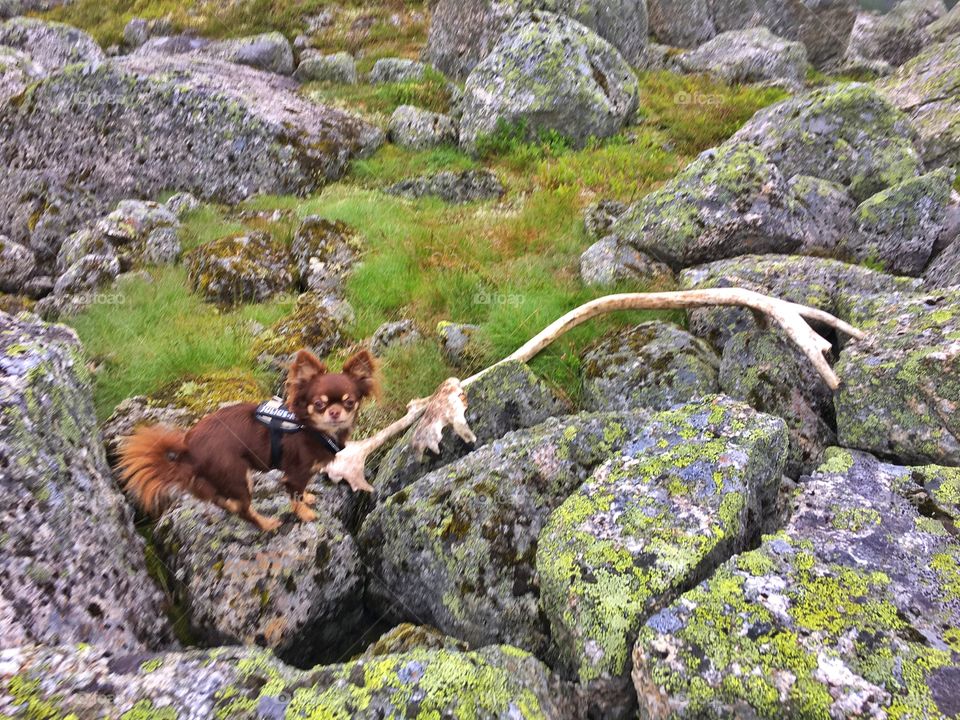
(1, 0), (959, 718)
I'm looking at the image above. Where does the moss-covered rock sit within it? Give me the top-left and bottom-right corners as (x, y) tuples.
(0, 641), (577, 718)
(581, 321), (720, 413)
(294, 50), (358, 84)
(633, 448), (960, 719)
(844, 0), (946, 69)
(844, 167), (955, 276)
(0, 17), (104, 71)
(0, 234), (36, 293)
(361, 411), (655, 658)
(537, 396), (788, 707)
(878, 35), (960, 169)
(787, 174), (857, 256)
(926, 235), (960, 288)
(835, 288), (960, 466)
(0, 45), (43, 106)
(675, 27), (809, 86)
(426, 0), (648, 81)
(612, 143), (810, 271)
(459, 11), (640, 151)
(0, 311), (172, 651)
(290, 215), (360, 295)
(368, 57), (427, 84)
(679, 253), (921, 351)
(720, 328), (836, 476)
(252, 292), (352, 374)
(372, 360), (569, 498)
(186, 231), (294, 305)
(928, 1), (960, 40)
(386, 169), (505, 204)
(731, 83), (922, 202)
(51, 252), (120, 296)
(198, 31), (294, 75)
(388, 104), (458, 151)
(153, 473), (364, 666)
(578, 235), (675, 289)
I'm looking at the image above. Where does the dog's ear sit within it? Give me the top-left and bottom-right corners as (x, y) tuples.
(343, 349), (379, 400)
(285, 350), (327, 405)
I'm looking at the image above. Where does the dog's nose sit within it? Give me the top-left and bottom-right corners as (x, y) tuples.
(328, 409), (341, 420)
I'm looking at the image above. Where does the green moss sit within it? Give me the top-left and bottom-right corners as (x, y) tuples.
(119, 700), (178, 720)
(139, 658), (163, 674)
(818, 447), (855, 474)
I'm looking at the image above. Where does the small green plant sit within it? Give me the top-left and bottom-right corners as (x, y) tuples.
(308, 67), (454, 118)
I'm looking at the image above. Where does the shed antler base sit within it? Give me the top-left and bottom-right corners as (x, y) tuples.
(325, 289), (866, 492)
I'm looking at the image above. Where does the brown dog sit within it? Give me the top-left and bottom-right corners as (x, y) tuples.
(118, 349), (377, 531)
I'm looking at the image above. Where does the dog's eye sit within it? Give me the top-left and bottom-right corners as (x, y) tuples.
(314, 401), (327, 412)
(343, 399), (356, 410)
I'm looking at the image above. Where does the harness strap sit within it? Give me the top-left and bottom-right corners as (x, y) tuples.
(268, 419), (286, 470)
(254, 398), (342, 471)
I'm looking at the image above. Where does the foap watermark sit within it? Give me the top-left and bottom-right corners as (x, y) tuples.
(674, 91), (724, 106)
(472, 290), (524, 307)
(77, 291), (127, 306)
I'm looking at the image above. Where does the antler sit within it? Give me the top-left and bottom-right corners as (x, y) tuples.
(322, 288), (866, 492)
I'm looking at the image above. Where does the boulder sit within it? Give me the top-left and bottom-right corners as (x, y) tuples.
(675, 28), (809, 86)
(878, 36), (960, 170)
(1, 642), (576, 719)
(290, 215), (360, 296)
(55, 228), (114, 274)
(719, 329), (836, 476)
(581, 321), (720, 413)
(0, 54), (381, 263)
(360, 410), (655, 656)
(436, 320), (482, 368)
(537, 397), (788, 707)
(388, 104), (457, 150)
(579, 236), (674, 289)
(458, 11), (640, 151)
(252, 293), (353, 372)
(133, 34), (209, 56)
(122, 16), (171, 49)
(370, 319), (421, 356)
(386, 169), (505, 204)
(611, 143), (809, 271)
(0, 311), (171, 651)
(731, 83), (922, 202)
(96, 198), (181, 268)
(787, 175), (857, 255)
(836, 288), (960, 466)
(52, 253), (120, 296)
(153, 477), (363, 665)
(293, 49), (357, 83)
(0, 17), (104, 72)
(647, 0), (715, 48)
(584, 199), (628, 241)
(925, 236), (960, 288)
(198, 31), (294, 75)
(186, 231), (294, 305)
(844, 0), (946, 69)
(0, 46), (43, 106)
(929, 2), (960, 40)
(679, 254), (921, 351)
(101, 395), (196, 462)
(843, 167), (956, 276)
(633, 449), (960, 719)
(0, 235), (35, 292)
(164, 191), (200, 219)
(425, 0), (649, 81)
(372, 360), (568, 498)
(368, 57), (426, 83)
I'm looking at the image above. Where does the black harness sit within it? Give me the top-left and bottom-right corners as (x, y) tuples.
(254, 397), (341, 470)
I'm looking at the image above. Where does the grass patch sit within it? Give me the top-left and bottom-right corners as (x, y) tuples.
(348, 145), (479, 187)
(306, 67), (454, 119)
(70, 266), (292, 419)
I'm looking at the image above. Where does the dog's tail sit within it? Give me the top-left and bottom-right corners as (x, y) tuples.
(117, 425), (193, 515)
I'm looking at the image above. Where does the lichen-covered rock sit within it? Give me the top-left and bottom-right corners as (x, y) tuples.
(436, 320), (482, 368)
(647, 0), (715, 48)
(388, 104), (458, 150)
(925, 236), (960, 288)
(537, 397), (787, 712)
(361, 623), (471, 657)
(835, 288), (960, 466)
(878, 35), (960, 170)
(252, 293), (353, 372)
(373, 361), (567, 497)
(584, 199), (628, 241)
(101, 395), (196, 462)
(581, 321), (719, 413)
(929, 1), (960, 40)
(369, 57), (426, 84)
(386, 168), (505, 204)
(0, 54), (381, 263)
(361, 410), (654, 655)
(153, 477), (363, 665)
(459, 11), (640, 151)
(579, 236), (675, 289)
(290, 215), (360, 295)
(164, 191), (200, 219)
(612, 143), (809, 271)
(844, 0), (946, 69)
(0, 641), (576, 719)
(54, 228), (113, 275)
(95, 198), (181, 268)
(198, 31), (294, 75)
(52, 253), (120, 296)
(133, 33), (210, 56)
(0, 311), (171, 651)
(0, 235), (35, 292)
(679, 254), (921, 350)
(731, 83), (922, 202)
(425, 0), (648, 81)
(633, 448), (960, 719)
(370, 319), (421, 356)
(0, 17), (104, 72)
(787, 175), (857, 255)
(294, 49), (357, 83)
(843, 167), (956, 276)
(0, 46), (43, 106)
(675, 28), (809, 85)
(720, 329), (836, 476)
(186, 231), (294, 304)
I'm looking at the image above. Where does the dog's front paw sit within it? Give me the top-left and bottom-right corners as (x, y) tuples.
(259, 516), (282, 533)
(347, 476), (375, 493)
(301, 491), (317, 506)
(292, 501), (318, 522)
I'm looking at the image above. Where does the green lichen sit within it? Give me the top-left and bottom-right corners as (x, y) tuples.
(119, 700), (178, 720)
